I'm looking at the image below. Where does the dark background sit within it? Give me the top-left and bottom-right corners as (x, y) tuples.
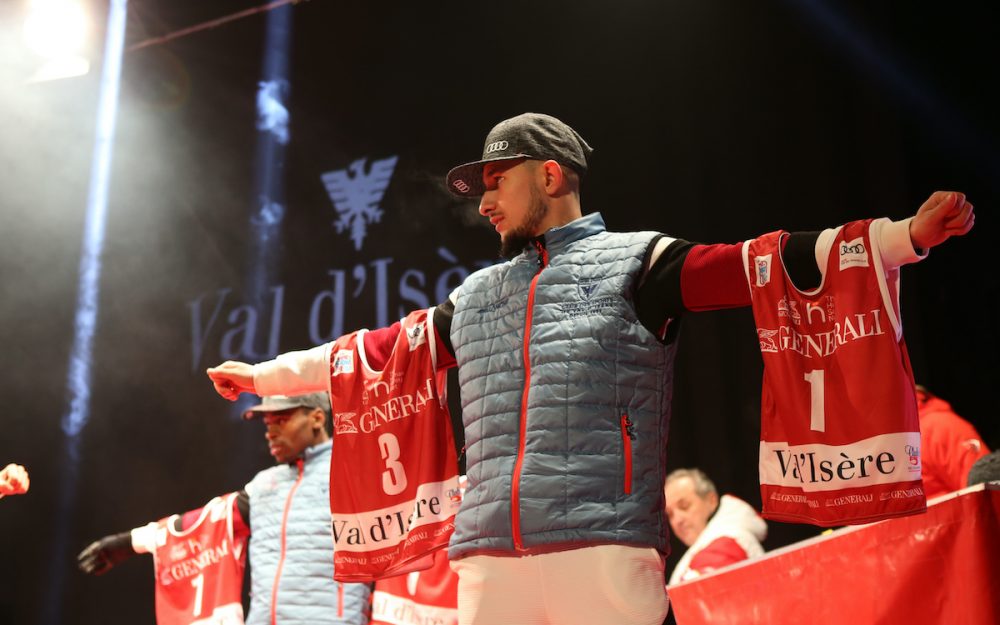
(0, 1), (996, 623)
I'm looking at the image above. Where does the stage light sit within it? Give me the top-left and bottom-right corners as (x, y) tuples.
(45, 0), (127, 620)
(23, 0), (91, 81)
(23, 0), (88, 59)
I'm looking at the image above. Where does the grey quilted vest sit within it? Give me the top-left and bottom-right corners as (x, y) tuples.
(449, 212), (676, 559)
(245, 441), (370, 625)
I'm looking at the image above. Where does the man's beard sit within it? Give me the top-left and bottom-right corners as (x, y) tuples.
(499, 185), (548, 259)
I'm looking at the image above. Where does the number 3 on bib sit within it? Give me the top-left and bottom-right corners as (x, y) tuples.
(378, 433), (408, 495)
(804, 369), (825, 432)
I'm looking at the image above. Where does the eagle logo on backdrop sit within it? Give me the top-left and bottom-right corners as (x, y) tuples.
(321, 156), (399, 251)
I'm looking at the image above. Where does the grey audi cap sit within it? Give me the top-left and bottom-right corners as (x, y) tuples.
(446, 113), (593, 197)
(242, 393), (331, 421)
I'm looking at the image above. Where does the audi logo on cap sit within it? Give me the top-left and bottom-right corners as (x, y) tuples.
(452, 179), (471, 193)
(485, 140), (509, 154)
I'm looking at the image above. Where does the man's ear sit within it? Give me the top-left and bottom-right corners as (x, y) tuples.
(308, 407), (326, 431)
(540, 160), (566, 196)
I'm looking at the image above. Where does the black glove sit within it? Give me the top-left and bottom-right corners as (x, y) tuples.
(77, 532), (134, 575)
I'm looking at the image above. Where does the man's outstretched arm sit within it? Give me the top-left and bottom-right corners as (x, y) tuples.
(77, 532), (135, 575)
(207, 311), (457, 402)
(77, 492), (249, 575)
(635, 191), (974, 332)
(207, 321), (407, 401)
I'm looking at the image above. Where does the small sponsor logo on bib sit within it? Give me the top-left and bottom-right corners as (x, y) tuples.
(839, 237), (869, 270)
(333, 349), (354, 374)
(406, 323), (426, 351)
(755, 254), (772, 286)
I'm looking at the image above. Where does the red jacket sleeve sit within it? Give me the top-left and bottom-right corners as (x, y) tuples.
(177, 492), (250, 541)
(687, 536), (750, 576)
(919, 396), (990, 496)
(180, 506), (204, 530)
(361, 321), (401, 371)
(679, 243), (751, 311)
(361, 318), (457, 372)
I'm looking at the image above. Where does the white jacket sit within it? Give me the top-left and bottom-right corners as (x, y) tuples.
(669, 494), (767, 585)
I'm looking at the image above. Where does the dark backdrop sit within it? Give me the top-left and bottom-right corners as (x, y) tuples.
(0, 1), (996, 623)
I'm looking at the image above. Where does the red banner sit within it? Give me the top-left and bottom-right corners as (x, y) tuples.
(668, 484), (1000, 625)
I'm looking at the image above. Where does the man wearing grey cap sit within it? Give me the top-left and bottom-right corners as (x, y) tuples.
(78, 393), (372, 625)
(208, 113), (974, 625)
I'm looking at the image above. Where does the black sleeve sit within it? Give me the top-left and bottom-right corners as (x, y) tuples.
(433, 299), (455, 357)
(103, 531), (134, 554)
(236, 490), (250, 528)
(76, 531), (137, 575)
(635, 236), (695, 337)
(782, 231), (823, 291)
(432, 299), (465, 472)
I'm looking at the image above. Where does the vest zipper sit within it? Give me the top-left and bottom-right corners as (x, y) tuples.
(620, 414), (636, 495)
(271, 458), (305, 625)
(511, 241), (549, 551)
(337, 582), (344, 618)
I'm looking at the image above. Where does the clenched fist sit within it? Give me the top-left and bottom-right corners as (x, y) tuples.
(909, 191), (975, 251)
(207, 361), (256, 401)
